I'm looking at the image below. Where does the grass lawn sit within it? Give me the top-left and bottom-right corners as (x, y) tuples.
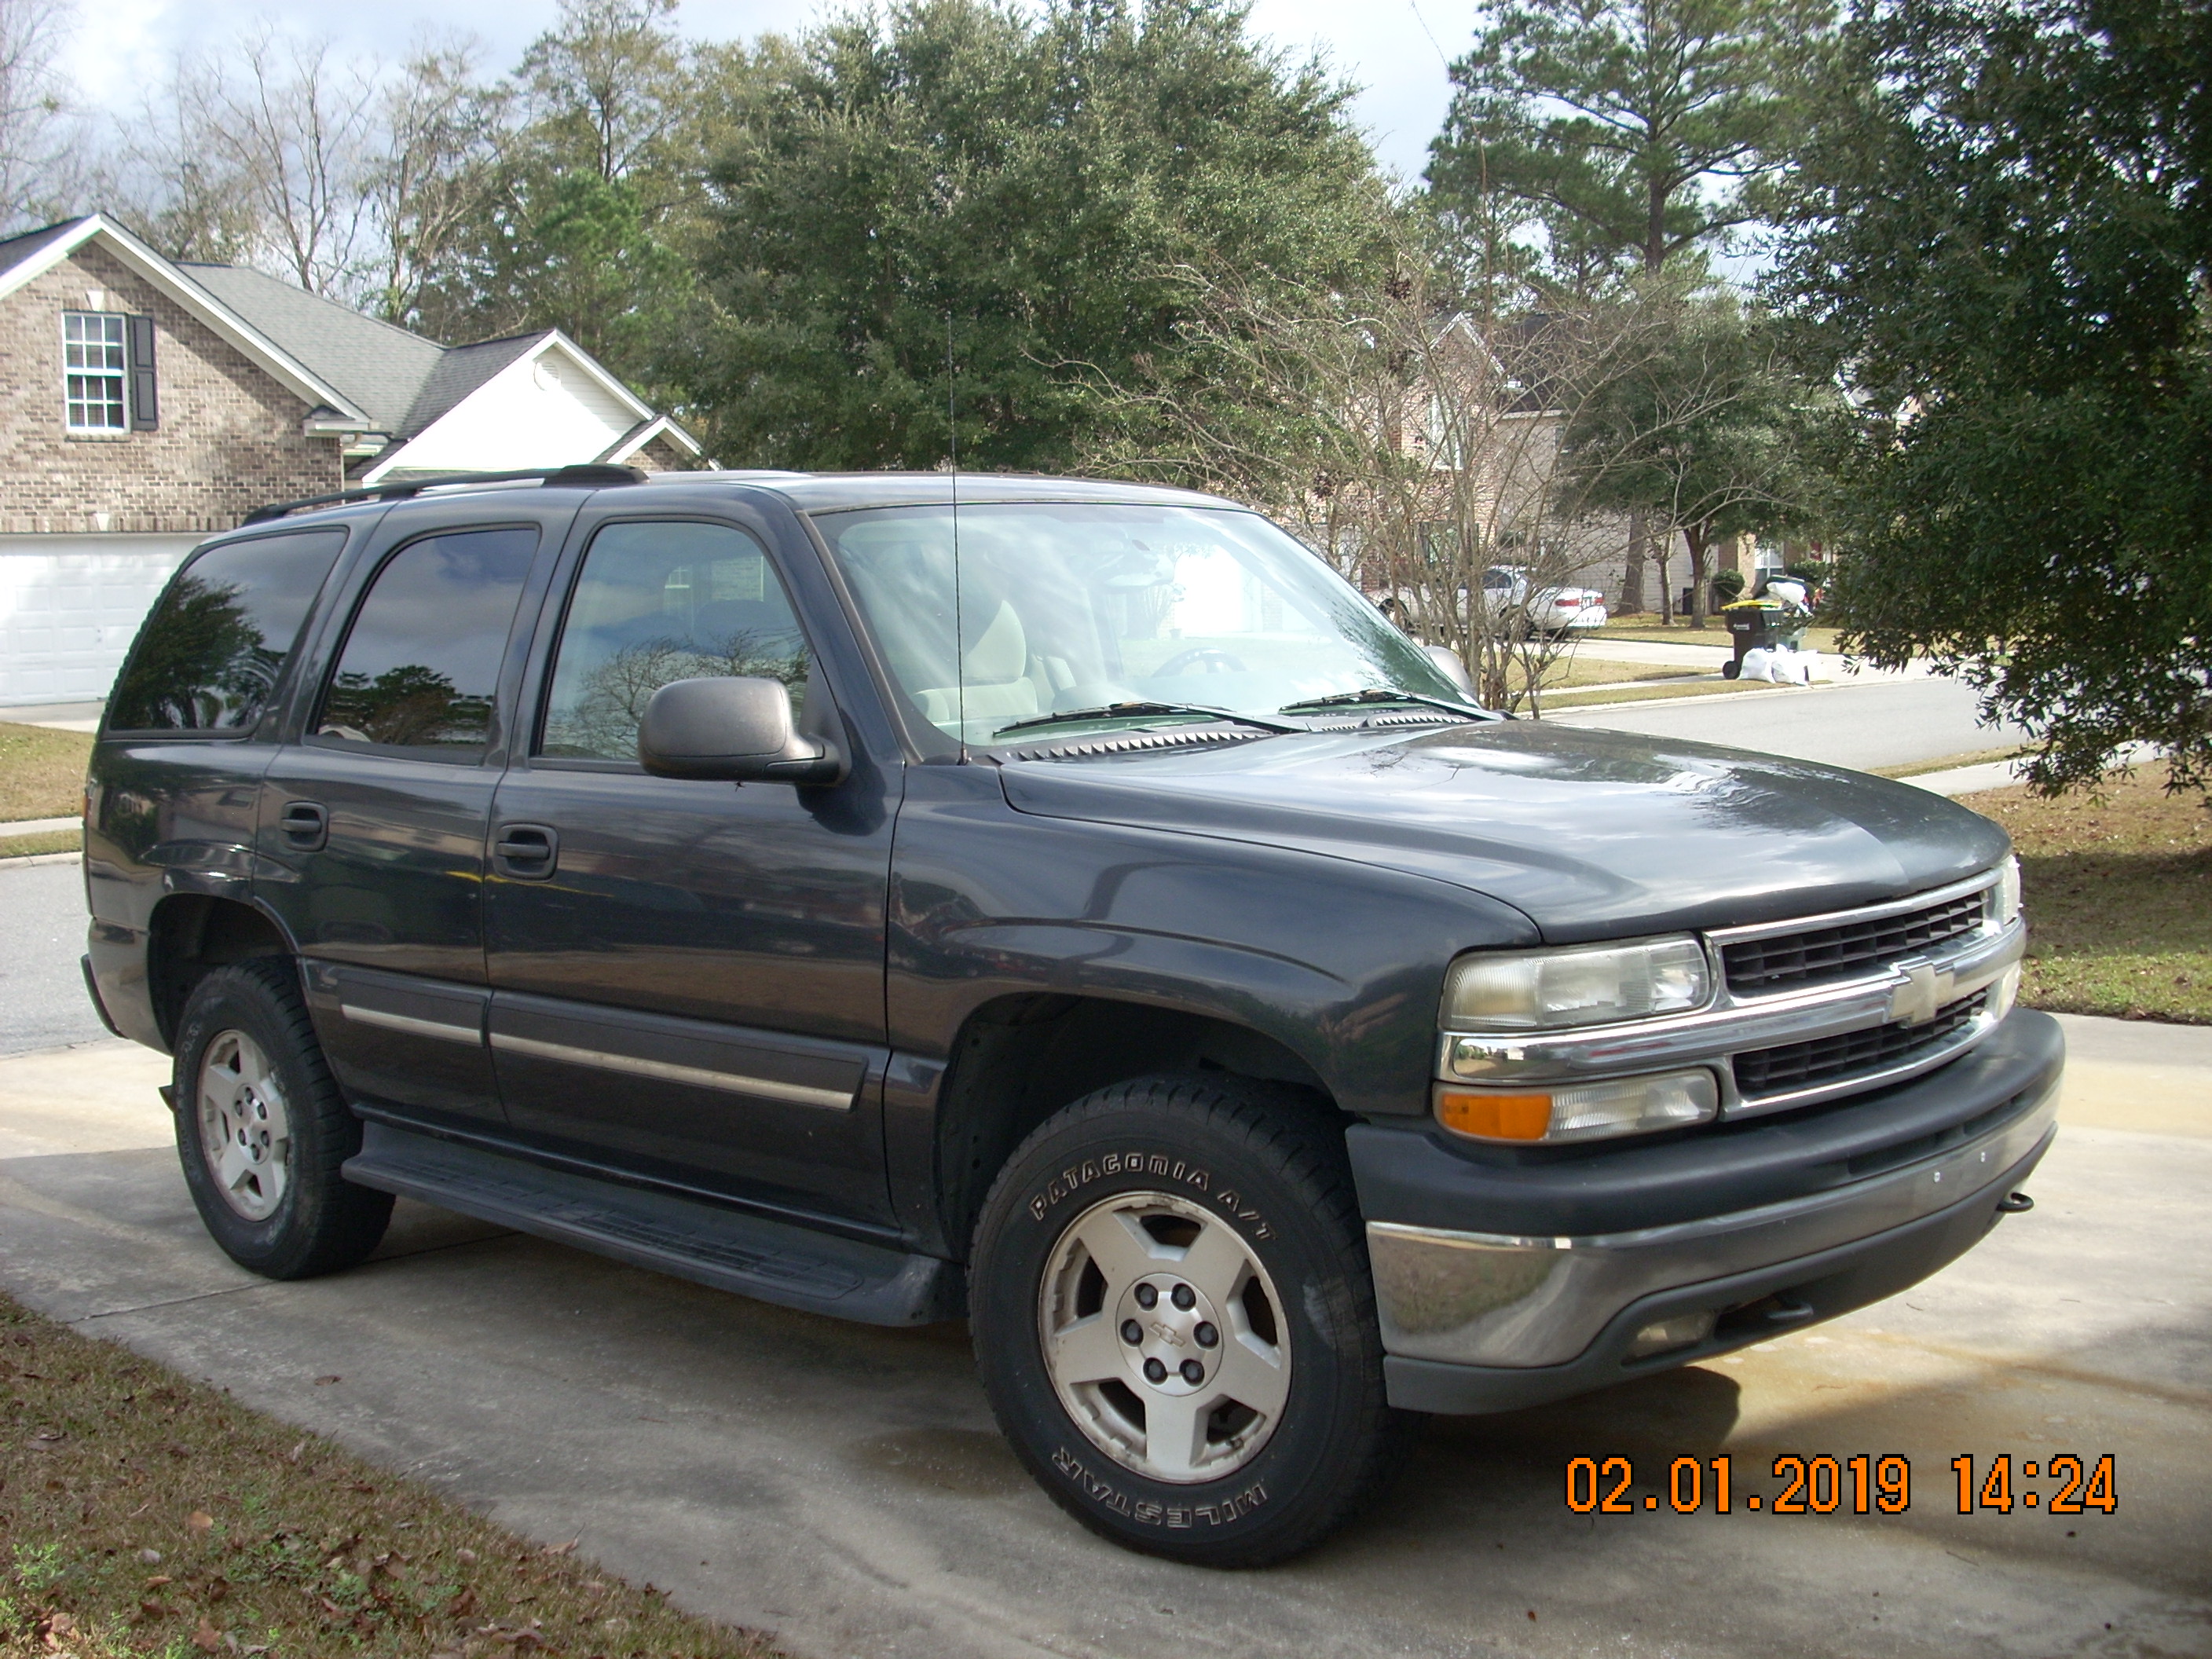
(1538, 676), (1782, 711)
(0, 1293), (782, 1659)
(0, 723), (93, 822)
(1536, 656), (1698, 690)
(0, 829), (80, 861)
(1962, 762), (2212, 1025)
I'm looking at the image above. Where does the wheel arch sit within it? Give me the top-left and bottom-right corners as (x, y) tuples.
(147, 892), (298, 1049)
(932, 991), (1336, 1262)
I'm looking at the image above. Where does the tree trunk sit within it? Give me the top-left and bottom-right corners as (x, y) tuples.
(1654, 530), (1673, 625)
(1686, 525), (1710, 629)
(1621, 511), (1646, 613)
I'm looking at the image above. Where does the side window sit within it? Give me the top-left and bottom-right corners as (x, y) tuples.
(315, 527), (539, 760)
(540, 521), (811, 763)
(107, 529), (346, 732)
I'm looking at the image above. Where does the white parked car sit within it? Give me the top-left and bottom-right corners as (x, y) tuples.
(1481, 566), (1609, 635)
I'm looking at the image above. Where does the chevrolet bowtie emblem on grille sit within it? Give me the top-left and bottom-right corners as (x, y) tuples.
(1888, 961), (1954, 1027)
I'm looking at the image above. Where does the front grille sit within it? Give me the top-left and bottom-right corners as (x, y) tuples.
(1733, 991), (1989, 1097)
(1723, 892), (1988, 994)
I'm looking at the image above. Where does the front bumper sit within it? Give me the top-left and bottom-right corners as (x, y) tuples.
(1352, 1007), (2064, 1414)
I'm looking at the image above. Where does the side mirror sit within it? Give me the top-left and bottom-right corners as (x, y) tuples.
(638, 677), (847, 786)
(1422, 643), (1479, 701)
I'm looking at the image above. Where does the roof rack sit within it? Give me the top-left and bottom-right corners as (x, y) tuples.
(241, 463), (647, 526)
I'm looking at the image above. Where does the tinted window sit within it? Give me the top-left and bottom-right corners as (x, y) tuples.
(107, 530), (346, 731)
(316, 527), (538, 758)
(540, 522), (811, 763)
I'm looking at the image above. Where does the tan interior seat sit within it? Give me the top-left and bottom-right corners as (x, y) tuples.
(917, 600), (1041, 727)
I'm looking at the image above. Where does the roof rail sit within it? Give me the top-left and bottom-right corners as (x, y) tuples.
(240, 463), (647, 526)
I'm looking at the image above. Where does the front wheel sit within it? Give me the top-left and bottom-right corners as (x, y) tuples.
(969, 1075), (1408, 1566)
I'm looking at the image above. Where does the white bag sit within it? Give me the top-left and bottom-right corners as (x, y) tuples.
(1739, 647), (1814, 686)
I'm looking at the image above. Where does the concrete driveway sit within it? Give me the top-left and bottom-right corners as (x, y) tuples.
(3, 1019), (2207, 1659)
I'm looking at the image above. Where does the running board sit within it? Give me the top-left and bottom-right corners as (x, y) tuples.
(342, 1122), (962, 1326)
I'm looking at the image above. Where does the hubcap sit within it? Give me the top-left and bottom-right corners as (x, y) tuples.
(196, 1030), (292, 1222)
(1038, 1192), (1291, 1484)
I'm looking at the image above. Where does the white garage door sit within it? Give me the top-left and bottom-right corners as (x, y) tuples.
(0, 535), (201, 706)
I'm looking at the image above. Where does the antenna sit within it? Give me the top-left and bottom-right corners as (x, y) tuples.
(949, 311), (966, 762)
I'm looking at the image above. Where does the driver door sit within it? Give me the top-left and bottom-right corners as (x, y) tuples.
(483, 509), (899, 1228)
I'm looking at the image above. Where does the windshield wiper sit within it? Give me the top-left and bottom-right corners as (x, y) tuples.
(991, 701), (1303, 738)
(1277, 688), (1498, 720)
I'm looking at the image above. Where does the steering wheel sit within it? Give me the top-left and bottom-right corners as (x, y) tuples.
(1153, 646), (1247, 676)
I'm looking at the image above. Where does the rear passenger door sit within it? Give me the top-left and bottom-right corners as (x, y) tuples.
(482, 507), (899, 1227)
(257, 500), (572, 1130)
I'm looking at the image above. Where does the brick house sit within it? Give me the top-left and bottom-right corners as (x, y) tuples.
(0, 213), (701, 708)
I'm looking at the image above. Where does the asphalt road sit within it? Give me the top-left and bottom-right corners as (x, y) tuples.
(2, 1028), (2206, 1659)
(1549, 669), (2035, 773)
(0, 858), (107, 1056)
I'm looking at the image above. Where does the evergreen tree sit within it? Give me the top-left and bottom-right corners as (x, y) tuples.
(1777, 0), (2212, 793)
(691, 0), (1390, 471)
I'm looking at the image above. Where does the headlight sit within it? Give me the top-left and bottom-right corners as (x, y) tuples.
(1435, 1070), (1719, 1144)
(1990, 856), (2022, 928)
(1441, 937), (1712, 1031)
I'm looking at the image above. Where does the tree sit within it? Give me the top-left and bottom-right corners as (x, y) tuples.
(1558, 287), (1821, 627)
(1428, 0), (1833, 611)
(0, 0), (77, 231)
(1428, 0), (1833, 283)
(366, 39), (507, 328)
(412, 0), (722, 395)
(693, 0), (1390, 471)
(1775, 0), (2212, 793)
(1083, 247), (1652, 714)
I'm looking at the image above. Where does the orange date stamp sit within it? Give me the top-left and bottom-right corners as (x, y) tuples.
(1564, 1453), (2119, 1515)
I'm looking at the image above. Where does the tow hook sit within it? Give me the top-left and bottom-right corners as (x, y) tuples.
(1996, 1192), (2034, 1214)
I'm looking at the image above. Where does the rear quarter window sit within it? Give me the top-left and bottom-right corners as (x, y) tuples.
(106, 529), (348, 733)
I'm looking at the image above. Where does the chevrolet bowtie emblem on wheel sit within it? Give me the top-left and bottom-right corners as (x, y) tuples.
(1888, 961), (1954, 1027)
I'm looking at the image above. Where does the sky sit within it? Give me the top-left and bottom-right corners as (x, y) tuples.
(60, 0), (1465, 187)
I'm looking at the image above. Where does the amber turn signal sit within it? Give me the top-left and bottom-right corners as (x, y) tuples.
(1435, 1090), (1554, 1141)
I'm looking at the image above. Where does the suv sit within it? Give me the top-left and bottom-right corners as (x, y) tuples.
(80, 467), (2058, 1567)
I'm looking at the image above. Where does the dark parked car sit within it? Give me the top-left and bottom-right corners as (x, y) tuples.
(80, 467), (2057, 1566)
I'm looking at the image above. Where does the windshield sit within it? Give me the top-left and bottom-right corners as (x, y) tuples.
(812, 502), (1467, 748)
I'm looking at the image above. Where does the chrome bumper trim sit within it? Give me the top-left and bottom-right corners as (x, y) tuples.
(1365, 1071), (2058, 1368)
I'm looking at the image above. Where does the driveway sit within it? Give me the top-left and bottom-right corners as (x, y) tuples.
(1, 858), (108, 1055)
(2, 1019), (2206, 1659)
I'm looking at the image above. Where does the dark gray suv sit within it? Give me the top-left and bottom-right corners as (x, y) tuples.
(80, 466), (2060, 1565)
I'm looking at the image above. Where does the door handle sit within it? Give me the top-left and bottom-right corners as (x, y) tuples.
(279, 800), (328, 851)
(493, 822), (558, 879)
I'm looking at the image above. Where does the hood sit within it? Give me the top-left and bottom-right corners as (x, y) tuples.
(997, 721), (2011, 943)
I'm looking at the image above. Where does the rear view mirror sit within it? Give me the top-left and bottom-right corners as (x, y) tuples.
(637, 676), (846, 786)
(1422, 644), (1479, 701)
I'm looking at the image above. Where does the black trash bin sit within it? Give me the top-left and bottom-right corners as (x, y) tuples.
(1720, 599), (1783, 679)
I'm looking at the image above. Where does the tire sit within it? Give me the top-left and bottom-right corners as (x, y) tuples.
(969, 1075), (1409, 1566)
(1720, 660), (1741, 679)
(172, 958), (393, 1279)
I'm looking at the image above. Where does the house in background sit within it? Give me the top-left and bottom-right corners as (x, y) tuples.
(0, 213), (699, 709)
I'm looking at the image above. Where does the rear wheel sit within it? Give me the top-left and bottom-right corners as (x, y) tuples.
(970, 1075), (1408, 1566)
(174, 959), (392, 1279)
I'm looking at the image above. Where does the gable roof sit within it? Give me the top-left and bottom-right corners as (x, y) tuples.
(0, 214), (371, 424)
(393, 331), (547, 441)
(177, 263), (443, 434)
